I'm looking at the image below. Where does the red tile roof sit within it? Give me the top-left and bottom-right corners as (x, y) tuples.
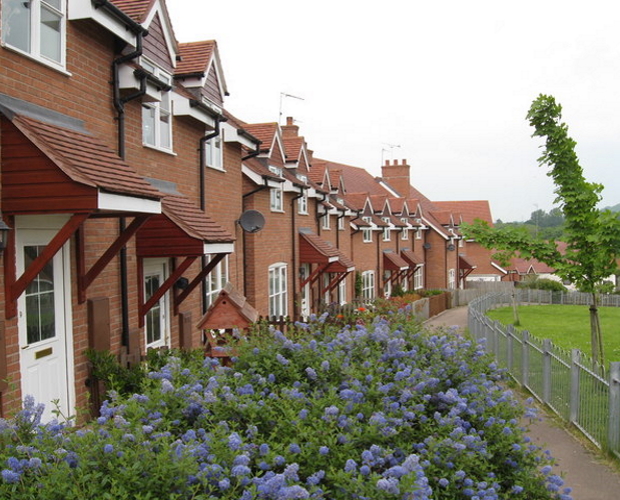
(12, 114), (161, 200)
(434, 200), (494, 225)
(243, 123), (278, 150)
(176, 40), (216, 76)
(162, 194), (234, 243)
(384, 252), (409, 271)
(111, 0), (155, 23)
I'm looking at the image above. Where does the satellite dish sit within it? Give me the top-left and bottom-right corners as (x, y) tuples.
(238, 210), (265, 233)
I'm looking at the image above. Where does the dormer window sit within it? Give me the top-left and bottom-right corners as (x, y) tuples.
(268, 166), (283, 177)
(2, 0), (66, 69)
(142, 60), (173, 152)
(205, 130), (223, 170)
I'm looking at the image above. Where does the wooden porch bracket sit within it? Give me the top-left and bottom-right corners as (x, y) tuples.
(300, 262), (329, 288)
(326, 271), (350, 293)
(5, 213), (89, 319)
(139, 256), (197, 328)
(77, 215), (151, 303)
(174, 252), (227, 308)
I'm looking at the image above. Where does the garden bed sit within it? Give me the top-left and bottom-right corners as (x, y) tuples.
(1, 306), (572, 499)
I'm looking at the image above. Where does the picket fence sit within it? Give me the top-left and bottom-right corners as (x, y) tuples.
(468, 292), (620, 458)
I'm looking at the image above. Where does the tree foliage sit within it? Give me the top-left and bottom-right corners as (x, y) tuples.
(464, 94), (620, 365)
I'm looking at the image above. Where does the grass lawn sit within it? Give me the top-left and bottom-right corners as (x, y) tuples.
(486, 304), (620, 363)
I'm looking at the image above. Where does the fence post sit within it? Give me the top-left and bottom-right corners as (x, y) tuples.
(569, 349), (580, 424)
(543, 339), (552, 404)
(522, 330), (530, 388)
(608, 362), (620, 455)
(506, 324), (514, 372)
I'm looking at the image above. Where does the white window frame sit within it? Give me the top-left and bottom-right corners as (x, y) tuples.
(338, 216), (345, 231)
(143, 259), (170, 349)
(141, 59), (173, 152)
(270, 185), (283, 212)
(268, 263), (288, 317)
(362, 216), (372, 243)
(401, 218), (409, 240)
(268, 166), (284, 212)
(205, 130), (224, 171)
(415, 228), (422, 240)
(322, 212), (331, 230)
(1, 0), (66, 70)
(448, 268), (456, 289)
(338, 277), (347, 305)
(382, 217), (391, 242)
(205, 255), (229, 309)
(297, 191), (308, 215)
(361, 271), (375, 300)
(414, 267), (424, 290)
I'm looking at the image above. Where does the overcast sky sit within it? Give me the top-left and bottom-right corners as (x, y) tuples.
(168, 0), (620, 222)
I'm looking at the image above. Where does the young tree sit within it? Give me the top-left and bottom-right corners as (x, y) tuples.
(464, 94), (620, 367)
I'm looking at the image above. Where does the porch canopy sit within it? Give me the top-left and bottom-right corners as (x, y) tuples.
(400, 249), (423, 279)
(299, 231), (355, 291)
(135, 180), (235, 327)
(383, 251), (409, 284)
(459, 255), (476, 280)
(0, 94), (161, 318)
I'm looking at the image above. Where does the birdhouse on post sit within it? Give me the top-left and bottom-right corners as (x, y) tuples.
(197, 283), (259, 363)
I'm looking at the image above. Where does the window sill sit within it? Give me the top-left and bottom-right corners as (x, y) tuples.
(1, 43), (71, 76)
(206, 164), (226, 172)
(143, 143), (177, 156)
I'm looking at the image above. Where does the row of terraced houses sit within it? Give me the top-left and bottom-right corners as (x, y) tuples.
(0, 0), (507, 419)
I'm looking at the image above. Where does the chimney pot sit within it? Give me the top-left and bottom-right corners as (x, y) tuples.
(286, 116), (294, 126)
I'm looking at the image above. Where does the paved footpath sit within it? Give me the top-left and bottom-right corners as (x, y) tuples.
(424, 307), (620, 500)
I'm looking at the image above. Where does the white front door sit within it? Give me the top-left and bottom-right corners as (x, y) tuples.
(17, 226), (73, 422)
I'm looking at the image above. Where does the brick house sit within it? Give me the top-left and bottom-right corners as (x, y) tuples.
(0, 0), (497, 419)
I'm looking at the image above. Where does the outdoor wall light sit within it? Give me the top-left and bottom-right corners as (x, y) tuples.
(175, 277), (189, 290)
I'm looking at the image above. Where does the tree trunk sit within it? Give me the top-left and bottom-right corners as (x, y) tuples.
(589, 292), (604, 370)
(511, 287), (520, 327)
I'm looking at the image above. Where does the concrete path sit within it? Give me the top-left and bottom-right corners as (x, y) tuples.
(424, 307), (620, 500)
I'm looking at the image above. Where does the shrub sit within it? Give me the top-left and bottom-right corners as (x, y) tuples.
(517, 278), (567, 292)
(1, 309), (571, 499)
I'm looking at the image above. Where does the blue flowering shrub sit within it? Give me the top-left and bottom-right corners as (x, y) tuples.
(1, 308), (572, 499)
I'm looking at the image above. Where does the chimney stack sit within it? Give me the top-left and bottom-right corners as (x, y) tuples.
(381, 159), (411, 197)
(282, 116), (299, 138)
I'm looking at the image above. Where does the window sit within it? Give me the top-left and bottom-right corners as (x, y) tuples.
(401, 219), (409, 240)
(459, 237), (464, 248)
(322, 213), (330, 230)
(268, 263), (288, 317)
(270, 185), (283, 211)
(298, 191), (308, 214)
(415, 228), (422, 240)
(414, 267), (424, 290)
(268, 166), (283, 212)
(142, 60), (173, 151)
(382, 217), (391, 242)
(338, 216), (345, 231)
(2, 0), (65, 67)
(338, 277), (347, 305)
(205, 255), (229, 309)
(361, 271), (375, 300)
(362, 216), (372, 243)
(143, 260), (169, 349)
(205, 131), (223, 170)
(448, 268), (456, 289)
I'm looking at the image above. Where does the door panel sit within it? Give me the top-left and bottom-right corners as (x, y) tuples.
(18, 229), (71, 422)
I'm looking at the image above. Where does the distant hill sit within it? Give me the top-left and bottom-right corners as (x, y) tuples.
(604, 203), (620, 213)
